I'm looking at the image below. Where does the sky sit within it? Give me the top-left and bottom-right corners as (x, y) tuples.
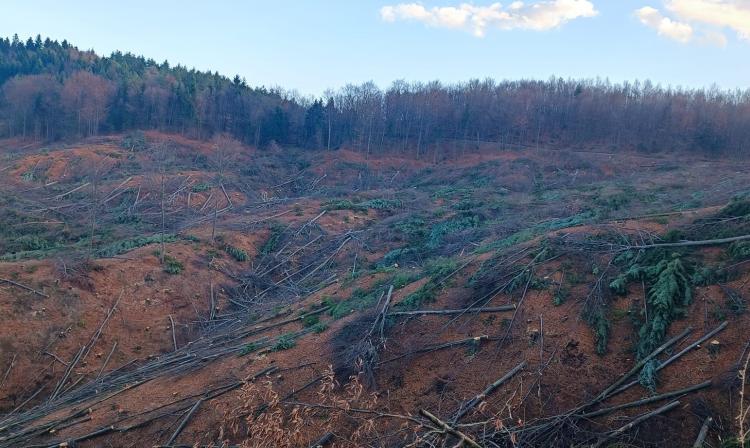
(1, 0), (748, 96)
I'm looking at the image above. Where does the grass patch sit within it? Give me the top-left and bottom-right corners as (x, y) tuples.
(323, 198), (403, 212)
(396, 257), (458, 310)
(478, 212), (594, 254)
(323, 199), (368, 213)
(328, 287), (385, 320)
(392, 271), (422, 289)
(97, 234), (177, 258)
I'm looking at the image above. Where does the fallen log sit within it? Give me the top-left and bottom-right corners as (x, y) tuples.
(164, 399), (203, 446)
(451, 360), (527, 423)
(53, 182), (90, 201)
(0, 278), (49, 298)
(0, 354), (16, 390)
(692, 416), (713, 448)
(169, 315), (178, 351)
(582, 380), (710, 419)
(309, 432), (334, 448)
(611, 322), (727, 396)
(591, 400), (680, 448)
(389, 305), (516, 317)
(47, 425), (114, 448)
(591, 327), (692, 405)
(625, 234), (750, 250)
(96, 341), (118, 379)
(379, 335), (489, 365)
(48, 346), (85, 402)
(418, 409), (481, 448)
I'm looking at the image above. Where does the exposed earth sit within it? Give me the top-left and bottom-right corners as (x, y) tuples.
(1, 132), (750, 447)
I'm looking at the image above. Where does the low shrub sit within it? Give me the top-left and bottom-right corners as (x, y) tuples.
(191, 182), (211, 193)
(224, 244), (248, 262)
(271, 333), (297, 351)
(163, 255), (184, 275)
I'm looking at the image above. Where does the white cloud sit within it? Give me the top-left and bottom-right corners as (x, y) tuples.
(635, 1), (750, 46)
(380, 1), (599, 37)
(699, 29), (730, 46)
(666, 0), (750, 40)
(635, 6), (694, 42)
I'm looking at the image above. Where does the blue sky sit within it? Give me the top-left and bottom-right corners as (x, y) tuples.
(1, 0), (748, 95)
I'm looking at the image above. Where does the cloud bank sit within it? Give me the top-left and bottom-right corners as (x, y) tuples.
(635, 6), (694, 43)
(636, 0), (750, 46)
(380, 1), (598, 37)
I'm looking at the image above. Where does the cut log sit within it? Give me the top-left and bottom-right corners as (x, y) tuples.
(582, 381), (710, 419)
(419, 409), (481, 448)
(452, 360), (527, 423)
(164, 399), (203, 446)
(592, 400), (680, 448)
(389, 305), (516, 317)
(692, 416), (713, 448)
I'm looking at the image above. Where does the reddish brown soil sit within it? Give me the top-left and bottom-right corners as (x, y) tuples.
(1, 133), (750, 447)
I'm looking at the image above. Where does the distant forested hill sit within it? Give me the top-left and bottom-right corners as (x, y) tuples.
(2, 34), (749, 156)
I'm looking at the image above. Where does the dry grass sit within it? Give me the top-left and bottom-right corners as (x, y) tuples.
(223, 365), (384, 447)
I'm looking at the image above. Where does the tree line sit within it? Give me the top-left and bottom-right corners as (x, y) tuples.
(2, 34), (749, 157)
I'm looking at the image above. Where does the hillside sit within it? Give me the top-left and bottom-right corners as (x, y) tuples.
(2, 36), (750, 157)
(0, 132), (749, 447)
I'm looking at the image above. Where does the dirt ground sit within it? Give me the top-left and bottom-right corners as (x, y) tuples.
(1, 133), (750, 447)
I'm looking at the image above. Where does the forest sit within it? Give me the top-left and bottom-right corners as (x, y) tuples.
(2, 34), (750, 156)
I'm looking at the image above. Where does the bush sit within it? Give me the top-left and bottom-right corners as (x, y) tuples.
(691, 265), (727, 286)
(396, 258), (458, 310)
(260, 223), (285, 255)
(224, 244), (248, 262)
(394, 217), (427, 243)
(595, 192), (632, 211)
(238, 342), (258, 356)
(586, 306), (610, 355)
(310, 322), (328, 334)
(97, 234), (177, 258)
(392, 271), (421, 289)
(424, 257), (458, 279)
(163, 255), (184, 275)
(399, 284), (438, 310)
(379, 247), (417, 267)
(360, 198), (403, 210)
(553, 286), (569, 306)
(717, 198), (750, 218)
(302, 314), (321, 327)
(426, 216), (480, 250)
(322, 199), (368, 213)
(329, 287), (384, 320)
(121, 131), (147, 151)
(610, 251), (693, 363)
(479, 212), (594, 253)
(191, 182), (211, 193)
(730, 241), (750, 260)
(271, 333), (297, 351)
(16, 235), (51, 251)
(323, 198), (402, 212)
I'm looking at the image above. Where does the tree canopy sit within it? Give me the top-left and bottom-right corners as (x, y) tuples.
(2, 35), (749, 157)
